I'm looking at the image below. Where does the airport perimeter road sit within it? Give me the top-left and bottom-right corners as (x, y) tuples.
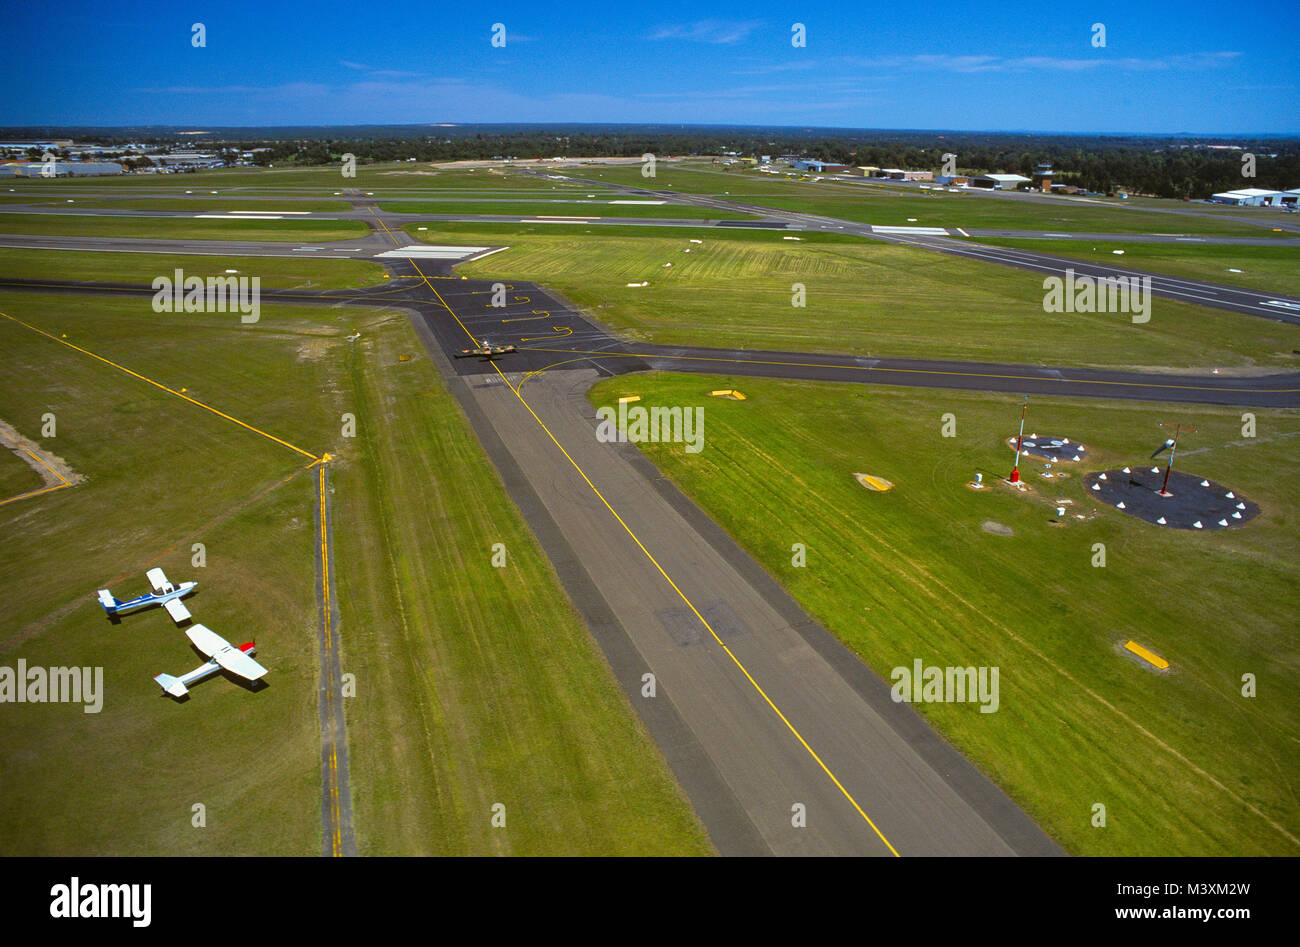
(436, 362), (1062, 857)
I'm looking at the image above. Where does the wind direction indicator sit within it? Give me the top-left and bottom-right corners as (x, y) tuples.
(1151, 421), (1197, 496)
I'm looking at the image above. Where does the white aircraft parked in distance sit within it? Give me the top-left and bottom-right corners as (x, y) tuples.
(97, 567), (196, 623)
(154, 625), (268, 698)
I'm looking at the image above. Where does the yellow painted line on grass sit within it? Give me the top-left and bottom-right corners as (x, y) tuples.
(0, 445), (73, 507)
(1, 311), (321, 461)
(318, 464), (343, 858)
(0, 481), (71, 508)
(414, 260), (901, 854)
(21, 446), (69, 485)
(1125, 640), (1170, 670)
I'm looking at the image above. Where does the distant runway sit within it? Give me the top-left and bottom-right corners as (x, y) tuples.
(3, 272), (1296, 409)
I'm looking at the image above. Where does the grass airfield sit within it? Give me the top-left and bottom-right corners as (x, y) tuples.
(0, 289), (711, 855)
(588, 372), (1300, 855)
(0, 248), (389, 291)
(1, 159), (1296, 858)
(964, 238), (1300, 299)
(0, 212), (369, 243)
(436, 223), (1300, 371)
(547, 162), (1296, 238)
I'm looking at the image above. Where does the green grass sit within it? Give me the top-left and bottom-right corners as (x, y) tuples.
(966, 238), (1300, 298)
(0, 212), (368, 242)
(0, 443), (43, 498)
(10, 197), (354, 212)
(332, 317), (712, 855)
(380, 200), (755, 219)
(426, 224), (1300, 371)
(0, 248), (390, 290)
(0, 290), (711, 856)
(549, 164), (1290, 238)
(0, 293), (349, 855)
(0, 163), (619, 195)
(588, 372), (1300, 856)
(746, 192), (1290, 238)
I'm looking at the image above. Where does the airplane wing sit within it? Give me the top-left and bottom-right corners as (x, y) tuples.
(163, 597), (191, 624)
(146, 567), (170, 593)
(186, 625), (268, 682)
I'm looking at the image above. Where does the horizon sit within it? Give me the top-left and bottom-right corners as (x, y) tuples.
(2, 122), (1296, 142)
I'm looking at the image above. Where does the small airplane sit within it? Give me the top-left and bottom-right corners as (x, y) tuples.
(154, 625), (268, 698)
(98, 567), (196, 624)
(456, 338), (517, 358)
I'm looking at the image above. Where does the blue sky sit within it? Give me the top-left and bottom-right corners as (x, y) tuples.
(1, 0), (1295, 133)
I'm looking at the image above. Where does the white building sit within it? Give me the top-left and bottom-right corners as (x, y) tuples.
(1210, 187), (1286, 206)
(970, 173), (1031, 190)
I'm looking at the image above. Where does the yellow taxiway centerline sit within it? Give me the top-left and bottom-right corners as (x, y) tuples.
(411, 259), (902, 856)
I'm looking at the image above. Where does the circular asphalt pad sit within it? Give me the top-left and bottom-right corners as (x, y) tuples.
(1006, 435), (1087, 463)
(1082, 467), (1259, 530)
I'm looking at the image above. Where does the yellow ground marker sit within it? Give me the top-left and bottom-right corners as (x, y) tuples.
(710, 389), (747, 400)
(617, 395), (641, 404)
(1124, 640), (1170, 670)
(855, 473), (895, 492)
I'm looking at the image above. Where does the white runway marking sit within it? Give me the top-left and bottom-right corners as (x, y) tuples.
(373, 245), (489, 259)
(872, 225), (950, 235)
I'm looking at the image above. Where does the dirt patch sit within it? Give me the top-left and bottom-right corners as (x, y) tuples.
(296, 338), (331, 361)
(981, 520), (1014, 536)
(0, 418), (84, 489)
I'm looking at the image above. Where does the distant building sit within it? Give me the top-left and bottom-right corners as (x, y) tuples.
(970, 173), (1031, 190)
(157, 151), (222, 169)
(869, 167), (933, 182)
(0, 160), (123, 177)
(792, 159), (850, 173)
(1032, 163), (1056, 192)
(934, 175), (970, 186)
(1210, 187), (1288, 207)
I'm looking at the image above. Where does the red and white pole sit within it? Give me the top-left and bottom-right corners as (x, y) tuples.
(1010, 397), (1028, 483)
(1160, 427), (1179, 496)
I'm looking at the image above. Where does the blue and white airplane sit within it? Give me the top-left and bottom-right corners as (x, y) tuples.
(97, 567), (196, 624)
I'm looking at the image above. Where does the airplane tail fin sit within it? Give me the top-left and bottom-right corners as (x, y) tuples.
(153, 673), (188, 698)
(96, 589), (118, 612)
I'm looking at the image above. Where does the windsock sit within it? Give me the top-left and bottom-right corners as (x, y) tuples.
(1150, 438), (1175, 459)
